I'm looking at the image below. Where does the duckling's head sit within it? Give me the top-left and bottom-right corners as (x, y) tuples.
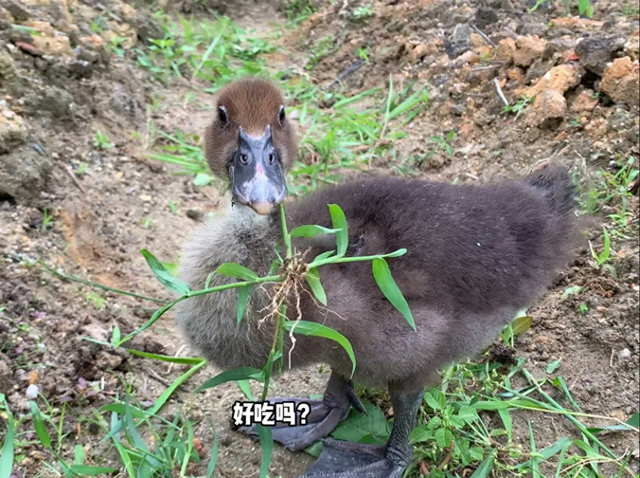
(205, 77), (298, 215)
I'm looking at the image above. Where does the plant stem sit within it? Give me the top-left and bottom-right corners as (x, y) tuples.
(280, 203), (292, 259)
(187, 275), (282, 298)
(35, 262), (166, 303)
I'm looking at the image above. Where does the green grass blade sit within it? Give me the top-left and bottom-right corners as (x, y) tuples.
(195, 367), (265, 394)
(206, 419), (219, 478)
(127, 349), (205, 365)
(285, 320), (356, 377)
(141, 249), (192, 295)
(290, 225), (340, 238)
(328, 204), (348, 257)
(192, 27), (226, 80)
(215, 262), (259, 281)
(0, 395), (15, 478)
(237, 285), (251, 324)
(29, 401), (52, 449)
(149, 360), (207, 415)
(470, 452), (495, 477)
(68, 465), (118, 475)
(305, 268), (327, 306)
(257, 424), (273, 478)
(372, 258), (416, 331)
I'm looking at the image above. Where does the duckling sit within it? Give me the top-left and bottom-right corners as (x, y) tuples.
(176, 77), (581, 478)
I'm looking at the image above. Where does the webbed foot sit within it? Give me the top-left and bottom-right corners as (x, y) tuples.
(237, 373), (365, 450)
(298, 440), (406, 478)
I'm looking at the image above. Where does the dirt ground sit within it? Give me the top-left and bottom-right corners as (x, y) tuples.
(0, 0), (638, 477)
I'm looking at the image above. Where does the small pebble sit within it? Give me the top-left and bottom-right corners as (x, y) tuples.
(618, 348), (631, 360)
(25, 383), (39, 399)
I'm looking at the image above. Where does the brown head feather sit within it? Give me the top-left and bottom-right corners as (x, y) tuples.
(205, 77), (298, 180)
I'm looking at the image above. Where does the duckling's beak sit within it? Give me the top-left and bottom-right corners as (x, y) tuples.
(230, 125), (287, 215)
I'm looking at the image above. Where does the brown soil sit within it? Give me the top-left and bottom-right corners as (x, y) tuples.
(0, 0), (638, 477)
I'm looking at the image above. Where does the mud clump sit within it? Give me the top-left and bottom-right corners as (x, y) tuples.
(600, 57), (640, 107)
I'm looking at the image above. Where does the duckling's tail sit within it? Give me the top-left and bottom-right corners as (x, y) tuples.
(526, 164), (577, 217)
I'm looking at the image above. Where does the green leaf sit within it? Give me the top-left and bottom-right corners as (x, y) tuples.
(195, 367), (265, 394)
(127, 349), (205, 365)
(305, 268), (327, 306)
(372, 258), (415, 331)
(237, 285), (251, 324)
(284, 321), (356, 377)
(332, 402), (389, 444)
(30, 401), (51, 449)
(68, 465), (118, 475)
(257, 424), (273, 478)
(124, 397), (148, 452)
(498, 408), (513, 441)
(290, 225), (340, 238)
(162, 261), (179, 276)
(510, 315), (532, 336)
(528, 420), (539, 477)
(73, 444), (84, 465)
(458, 406), (479, 424)
(236, 380), (254, 400)
(435, 428), (453, 448)
(193, 172), (213, 186)
(215, 262), (259, 281)
(141, 249), (191, 295)
(562, 286), (583, 300)
(0, 395), (15, 478)
(546, 359), (562, 374)
(313, 250), (335, 262)
(206, 420), (219, 478)
(588, 412), (639, 433)
(382, 248), (407, 258)
(424, 389), (446, 411)
(470, 453), (495, 478)
(409, 424), (433, 444)
(111, 326), (121, 346)
(328, 204), (348, 257)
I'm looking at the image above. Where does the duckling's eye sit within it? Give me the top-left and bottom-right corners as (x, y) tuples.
(277, 105), (285, 126)
(239, 154), (248, 165)
(218, 106), (229, 128)
(268, 153), (275, 165)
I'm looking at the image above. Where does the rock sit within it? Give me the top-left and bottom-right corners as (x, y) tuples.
(474, 7), (499, 30)
(96, 350), (124, 370)
(575, 36), (626, 76)
(455, 50), (479, 65)
(524, 90), (567, 127)
(619, 348), (631, 360)
(0, 352), (11, 394)
(186, 209), (204, 221)
(445, 23), (471, 58)
(523, 64), (583, 97)
(0, 148), (52, 203)
(132, 12), (164, 44)
(514, 35), (547, 67)
(25, 383), (39, 399)
(2, 0), (30, 21)
(469, 33), (485, 49)
(570, 89), (599, 112)
(38, 87), (74, 117)
(410, 43), (438, 61)
(31, 34), (74, 56)
(507, 67), (525, 84)
(496, 37), (517, 62)
(600, 57), (640, 107)
(0, 107), (27, 154)
(81, 323), (109, 342)
(625, 36), (639, 61)
(549, 17), (604, 30)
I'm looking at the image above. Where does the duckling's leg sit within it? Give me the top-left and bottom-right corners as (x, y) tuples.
(297, 382), (423, 478)
(237, 372), (366, 450)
